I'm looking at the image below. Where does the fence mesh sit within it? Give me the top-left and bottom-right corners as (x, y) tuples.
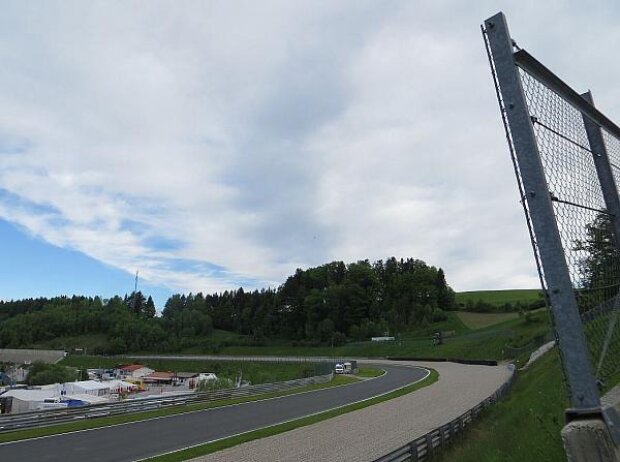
(513, 67), (620, 385)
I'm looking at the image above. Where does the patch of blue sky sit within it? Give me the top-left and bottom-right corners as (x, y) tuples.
(158, 256), (227, 275)
(0, 136), (32, 154)
(0, 187), (60, 216)
(141, 235), (184, 252)
(0, 218), (173, 309)
(119, 219), (183, 252)
(120, 218), (147, 234)
(112, 193), (169, 216)
(154, 256), (265, 289)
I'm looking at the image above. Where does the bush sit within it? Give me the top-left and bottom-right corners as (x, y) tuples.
(332, 331), (347, 346)
(432, 308), (448, 322)
(27, 362), (76, 385)
(197, 377), (234, 391)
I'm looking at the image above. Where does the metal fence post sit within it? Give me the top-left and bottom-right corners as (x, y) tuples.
(484, 12), (600, 411)
(581, 91), (620, 443)
(581, 91), (620, 247)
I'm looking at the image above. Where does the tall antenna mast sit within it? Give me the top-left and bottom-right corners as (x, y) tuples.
(134, 270), (139, 294)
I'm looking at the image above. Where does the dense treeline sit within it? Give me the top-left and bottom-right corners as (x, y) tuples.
(0, 294), (164, 354)
(0, 257), (455, 353)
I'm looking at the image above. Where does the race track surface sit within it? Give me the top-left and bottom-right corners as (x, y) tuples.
(194, 360), (513, 462)
(0, 364), (426, 462)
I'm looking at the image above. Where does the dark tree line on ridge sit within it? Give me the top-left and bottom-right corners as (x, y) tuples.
(0, 257), (455, 354)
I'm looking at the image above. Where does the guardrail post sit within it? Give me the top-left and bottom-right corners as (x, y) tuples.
(409, 441), (418, 461)
(425, 433), (433, 457)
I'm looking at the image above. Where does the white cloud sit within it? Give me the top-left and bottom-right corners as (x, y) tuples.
(1, 1), (618, 295)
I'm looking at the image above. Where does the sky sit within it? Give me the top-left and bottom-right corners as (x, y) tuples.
(1, 1), (620, 309)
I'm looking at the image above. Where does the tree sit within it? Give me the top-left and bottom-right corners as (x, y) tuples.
(574, 213), (620, 302)
(126, 291), (146, 316)
(435, 268), (455, 310)
(143, 296), (156, 318)
(27, 362), (76, 385)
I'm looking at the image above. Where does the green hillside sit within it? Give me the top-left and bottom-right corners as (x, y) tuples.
(456, 289), (543, 307)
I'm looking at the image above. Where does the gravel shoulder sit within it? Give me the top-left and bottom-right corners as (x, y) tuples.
(192, 360), (513, 462)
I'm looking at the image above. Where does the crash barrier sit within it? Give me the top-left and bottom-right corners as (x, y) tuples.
(0, 372), (333, 433)
(373, 366), (515, 462)
(387, 357), (498, 367)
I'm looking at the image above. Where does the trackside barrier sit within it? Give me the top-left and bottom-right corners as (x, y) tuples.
(0, 372), (333, 433)
(373, 367), (515, 462)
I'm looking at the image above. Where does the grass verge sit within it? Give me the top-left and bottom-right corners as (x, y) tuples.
(356, 367), (385, 378)
(144, 369), (438, 462)
(455, 311), (520, 330)
(430, 349), (566, 462)
(455, 289), (543, 307)
(0, 375), (359, 444)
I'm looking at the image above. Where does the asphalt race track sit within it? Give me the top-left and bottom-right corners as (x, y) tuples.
(0, 364), (427, 462)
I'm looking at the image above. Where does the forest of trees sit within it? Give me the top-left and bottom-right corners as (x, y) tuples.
(0, 257), (455, 354)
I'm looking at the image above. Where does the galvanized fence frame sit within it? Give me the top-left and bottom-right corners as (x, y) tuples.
(483, 11), (620, 438)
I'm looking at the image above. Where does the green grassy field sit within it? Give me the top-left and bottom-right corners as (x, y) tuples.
(455, 311), (521, 329)
(60, 356), (323, 384)
(455, 289), (542, 307)
(30, 333), (110, 353)
(215, 310), (551, 361)
(431, 349), (567, 462)
(356, 367), (385, 378)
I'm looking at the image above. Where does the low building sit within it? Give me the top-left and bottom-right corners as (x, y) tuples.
(198, 373), (218, 383)
(116, 364), (154, 379)
(143, 371), (175, 384)
(176, 372), (199, 385)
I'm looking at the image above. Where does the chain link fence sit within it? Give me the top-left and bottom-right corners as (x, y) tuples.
(484, 11), (620, 419)
(518, 68), (620, 384)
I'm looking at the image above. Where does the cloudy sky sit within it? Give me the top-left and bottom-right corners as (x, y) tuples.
(1, 1), (619, 307)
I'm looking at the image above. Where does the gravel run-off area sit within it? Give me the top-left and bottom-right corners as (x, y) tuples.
(191, 360), (514, 462)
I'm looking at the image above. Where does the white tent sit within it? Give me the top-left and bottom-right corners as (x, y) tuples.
(65, 393), (109, 404)
(64, 380), (111, 396)
(0, 388), (59, 413)
(106, 380), (138, 393)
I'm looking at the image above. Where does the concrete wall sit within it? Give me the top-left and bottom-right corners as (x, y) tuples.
(0, 348), (66, 364)
(562, 383), (620, 462)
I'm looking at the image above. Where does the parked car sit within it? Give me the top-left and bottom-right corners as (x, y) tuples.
(335, 364), (344, 374)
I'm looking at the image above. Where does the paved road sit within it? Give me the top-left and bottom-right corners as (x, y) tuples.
(0, 364), (426, 462)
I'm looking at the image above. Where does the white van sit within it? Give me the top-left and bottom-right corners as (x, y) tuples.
(335, 364), (344, 374)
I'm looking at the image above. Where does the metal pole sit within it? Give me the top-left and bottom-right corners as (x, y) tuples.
(581, 91), (620, 239)
(581, 91), (620, 442)
(484, 12), (600, 411)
